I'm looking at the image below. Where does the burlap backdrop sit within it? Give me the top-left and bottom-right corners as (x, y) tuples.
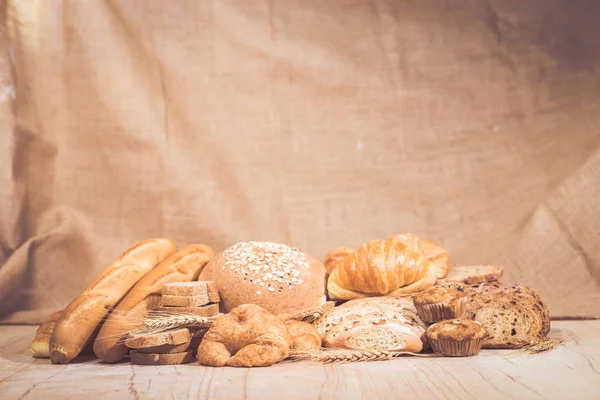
(1, 1), (599, 323)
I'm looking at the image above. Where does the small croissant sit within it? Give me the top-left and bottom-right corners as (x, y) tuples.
(326, 234), (447, 300)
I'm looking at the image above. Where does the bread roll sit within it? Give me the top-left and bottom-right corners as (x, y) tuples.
(314, 297), (427, 352)
(49, 238), (177, 364)
(198, 241), (326, 315)
(93, 244), (214, 363)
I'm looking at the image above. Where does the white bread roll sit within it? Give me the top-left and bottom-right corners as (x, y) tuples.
(198, 241), (326, 315)
(314, 297), (427, 352)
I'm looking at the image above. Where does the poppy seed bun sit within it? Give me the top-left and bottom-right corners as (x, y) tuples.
(198, 242), (327, 315)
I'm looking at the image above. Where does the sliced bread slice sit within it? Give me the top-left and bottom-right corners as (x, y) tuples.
(439, 265), (503, 285)
(507, 285), (551, 337)
(465, 297), (541, 348)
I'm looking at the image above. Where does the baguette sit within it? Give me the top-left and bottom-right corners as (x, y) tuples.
(31, 310), (62, 358)
(93, 244), (215, 363)
(49, 239), (177, 364)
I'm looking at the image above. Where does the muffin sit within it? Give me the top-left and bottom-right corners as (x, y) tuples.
(426, 319), (485, 357)
(413, 287), (468, 323)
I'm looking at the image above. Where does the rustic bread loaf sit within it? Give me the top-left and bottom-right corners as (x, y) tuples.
(465, 297), (540, 348)
(464, 283), (550, 348)
(93, 244), (214, 363)
(198, 242), (326, 315)
(507, 285), (551, 336)
(50, 239), (177, 364)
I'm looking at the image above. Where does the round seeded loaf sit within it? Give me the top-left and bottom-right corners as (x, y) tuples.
(198, 241), (326, 315)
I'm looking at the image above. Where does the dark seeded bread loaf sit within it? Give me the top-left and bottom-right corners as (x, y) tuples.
(465, 297), (540, 348)
(439, 265), (503, 285)
(464, 283), (549, 348)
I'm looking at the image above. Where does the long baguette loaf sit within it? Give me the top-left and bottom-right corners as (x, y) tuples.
(93, 244), (215, 363)
(31, 310), (63, 358)
(49, 238), (177, 364)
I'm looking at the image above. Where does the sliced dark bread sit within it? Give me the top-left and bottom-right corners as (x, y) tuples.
(507, 285), (550, 336)
(439, 265), (503, 285)
(465, 296), (541, 348)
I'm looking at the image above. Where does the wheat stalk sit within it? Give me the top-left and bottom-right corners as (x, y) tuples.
(130, 311), (215, 336)
(288, 302), (336, 323)
(286, 348), (439, 364)
(508, 337), (563, 355)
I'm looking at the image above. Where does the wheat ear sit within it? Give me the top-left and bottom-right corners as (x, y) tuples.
(288, 302), (336, 323)
(286, 348), (439, 364)
(508, 337), (563, 355)
(130, 311), (214, 336)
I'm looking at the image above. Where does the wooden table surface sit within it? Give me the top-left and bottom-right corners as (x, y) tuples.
(1, 321), (599, 400)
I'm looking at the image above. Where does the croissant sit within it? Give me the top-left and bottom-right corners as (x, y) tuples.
(391, 233), (450, 279)
(326, 236), (439, 300)
(196, 304), (291, 367)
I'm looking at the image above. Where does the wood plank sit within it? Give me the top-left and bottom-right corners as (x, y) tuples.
(0, 321), (598, 400)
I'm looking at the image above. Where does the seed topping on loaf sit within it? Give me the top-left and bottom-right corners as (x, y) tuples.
(221, 242), (309, 295)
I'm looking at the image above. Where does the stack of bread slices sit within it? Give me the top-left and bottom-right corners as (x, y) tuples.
(124, 281), (221, 365)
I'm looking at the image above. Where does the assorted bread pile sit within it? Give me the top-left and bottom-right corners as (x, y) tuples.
(31, 234), (555, 366)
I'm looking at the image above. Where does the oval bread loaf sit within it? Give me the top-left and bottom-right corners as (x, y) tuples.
(93, 244), (215, 363)
(49, 238), (177, 364)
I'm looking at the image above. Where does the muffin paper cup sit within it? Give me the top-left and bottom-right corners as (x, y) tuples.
(430, 338), (483, 357)
(416, 297), (468, 323)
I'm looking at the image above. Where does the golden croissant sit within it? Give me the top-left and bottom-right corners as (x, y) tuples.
(326, 234), (448, 300)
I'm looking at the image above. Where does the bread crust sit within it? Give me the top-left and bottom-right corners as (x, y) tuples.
(439, 265), (503, 285)
(126, 328), (191, 349)
(50, 239), (177, 364)
(161, 293), (210, 307)
(31, 310), (62, 358)
(93, 244), (214, 363)
(130, 350), (194, 365)
(156, 304), (220, 317)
